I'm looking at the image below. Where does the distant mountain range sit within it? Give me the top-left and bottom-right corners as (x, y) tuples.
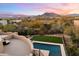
(0, 13), (79, 18)
(67, 14), (79, 16)
(0, 14), (27, 18)
(0, 12), (61, 18)
(42, 13), (79, 17)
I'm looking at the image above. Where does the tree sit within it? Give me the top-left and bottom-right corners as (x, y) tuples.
(18, 29), (27, 35)
(27, 28), (33, 35)
(0, 24), (3, 29)
(40, 23), (52, 34)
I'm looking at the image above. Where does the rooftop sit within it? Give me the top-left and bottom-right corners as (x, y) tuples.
(0, 32), (33, 56)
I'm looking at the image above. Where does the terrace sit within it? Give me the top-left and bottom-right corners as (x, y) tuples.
(32, 35), (66, 56)
(0, 32), (66, 56)
(0, 32), (33, 56)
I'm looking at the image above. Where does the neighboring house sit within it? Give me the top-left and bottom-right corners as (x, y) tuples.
(74, 20), (79, 27)
(10, 20), (22, 24)
(0, 20), (7, 25)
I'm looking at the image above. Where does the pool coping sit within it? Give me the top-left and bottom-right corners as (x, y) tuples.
(32, 41), (66, 56)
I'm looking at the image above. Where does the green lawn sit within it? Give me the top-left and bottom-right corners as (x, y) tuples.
(32, 35), (63, 43)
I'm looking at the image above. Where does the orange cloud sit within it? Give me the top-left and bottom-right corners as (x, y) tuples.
(39, 8), (71, 15)
(69, 10), (79, 14)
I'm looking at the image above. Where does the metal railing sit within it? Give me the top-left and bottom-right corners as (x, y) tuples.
(33, 49), (44, 56)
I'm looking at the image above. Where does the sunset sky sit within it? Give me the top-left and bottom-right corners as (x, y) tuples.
(0, 3), (79, 15)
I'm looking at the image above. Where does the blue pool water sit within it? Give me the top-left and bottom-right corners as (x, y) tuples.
(33, 43), (62, 56)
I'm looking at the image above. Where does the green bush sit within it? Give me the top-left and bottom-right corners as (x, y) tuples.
(3, 24), (17, 32)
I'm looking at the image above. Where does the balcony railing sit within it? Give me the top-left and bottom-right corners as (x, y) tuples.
(33, 49), (45, 56)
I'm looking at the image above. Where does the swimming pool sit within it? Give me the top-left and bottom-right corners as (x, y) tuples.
(33, 42), (62, 56)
